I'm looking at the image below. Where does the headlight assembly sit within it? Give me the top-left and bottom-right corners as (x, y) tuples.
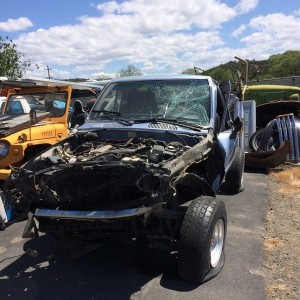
(0, 141), (9, 158)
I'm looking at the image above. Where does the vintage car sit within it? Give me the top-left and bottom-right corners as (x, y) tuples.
(7, 75), (245, 283)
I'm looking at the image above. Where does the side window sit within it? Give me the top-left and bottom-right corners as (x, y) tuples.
(6, 101), (24, 114)
(44, 93), (67, 117)
(99, 90), (118, 111)
(216, 88), (232, 132)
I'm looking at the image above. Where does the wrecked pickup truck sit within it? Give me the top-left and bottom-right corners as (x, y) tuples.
(7, 75), (244, 283)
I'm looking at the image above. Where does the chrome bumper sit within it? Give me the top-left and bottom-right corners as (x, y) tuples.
(34, 207), (152, 220)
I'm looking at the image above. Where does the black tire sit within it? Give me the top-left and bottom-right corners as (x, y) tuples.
(249, 128), (264, 152)
(177, 196), (227, 283)
(222, 147), (245, 194)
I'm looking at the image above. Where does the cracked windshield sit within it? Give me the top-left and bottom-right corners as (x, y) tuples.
(89, 79), (211, 126)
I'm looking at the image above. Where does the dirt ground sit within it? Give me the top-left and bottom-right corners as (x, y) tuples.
(264, 165), (300, 299)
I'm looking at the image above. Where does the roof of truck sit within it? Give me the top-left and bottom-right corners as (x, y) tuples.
(109, 74), (212, 83)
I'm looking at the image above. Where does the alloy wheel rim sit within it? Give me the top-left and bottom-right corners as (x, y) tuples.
(210, 219), (225, 268)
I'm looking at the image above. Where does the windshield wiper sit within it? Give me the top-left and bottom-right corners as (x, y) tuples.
(92, 110), (132, 126)
(133, 117), (204, 131)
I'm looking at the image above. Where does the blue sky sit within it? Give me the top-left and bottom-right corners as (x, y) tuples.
(1, 0), (300, 79)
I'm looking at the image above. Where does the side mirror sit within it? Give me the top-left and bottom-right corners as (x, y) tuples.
(29, 109), (37, 125)
(230, 117), (243, 139)
(75, 113), (86, 127)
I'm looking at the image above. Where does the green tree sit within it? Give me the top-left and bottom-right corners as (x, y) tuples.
(0, 36), (33, 77)
(182, 67), (205, 75)
(118, 64), (143, 77)
(182, 68), (196, 75)
(206, 67), (234, 83)
(201, 50), (300, 82)
(268, 50), (300, 77)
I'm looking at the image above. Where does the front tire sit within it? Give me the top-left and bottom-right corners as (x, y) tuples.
(177, 196), (227, 283)
(222, 147), (245, 194)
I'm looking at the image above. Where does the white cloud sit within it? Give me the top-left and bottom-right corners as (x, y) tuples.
(294, 9), (300, 17)
(235, 0), (259, 15)
(16, 0), (234, 78)
(240, 13), (300, 53)
(97, 1), (120, 14)
(11, 0), (300, 79)
(97, 0), (236, 31)
(232, 25), (247, 37)
(0, 17), (33, 32)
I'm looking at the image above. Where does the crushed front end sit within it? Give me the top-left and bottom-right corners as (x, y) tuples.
(7, 127), (225, 252)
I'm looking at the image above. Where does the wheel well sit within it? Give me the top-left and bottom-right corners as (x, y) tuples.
(175, 173), (215, 204)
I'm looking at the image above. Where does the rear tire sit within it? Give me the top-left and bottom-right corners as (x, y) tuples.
(177, 196), (227, 283)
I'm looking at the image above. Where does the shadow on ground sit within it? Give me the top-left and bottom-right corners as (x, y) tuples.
(0, 233), (198, 300)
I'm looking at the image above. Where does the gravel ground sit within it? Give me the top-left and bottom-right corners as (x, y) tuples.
(264, 165), (300, 299)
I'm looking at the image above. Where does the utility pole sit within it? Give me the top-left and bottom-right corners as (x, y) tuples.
(45, 65), (51, 79)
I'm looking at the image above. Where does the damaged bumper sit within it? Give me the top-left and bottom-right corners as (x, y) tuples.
(34, 207), (152, 220)
(23, 207), (153, 238)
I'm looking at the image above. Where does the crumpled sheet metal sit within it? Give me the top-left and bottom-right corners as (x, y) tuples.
(245, 140), (292, 169)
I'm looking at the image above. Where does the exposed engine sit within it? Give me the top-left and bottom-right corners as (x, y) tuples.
(49, 136), (188, 166)
(9, 132), (196, 212)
